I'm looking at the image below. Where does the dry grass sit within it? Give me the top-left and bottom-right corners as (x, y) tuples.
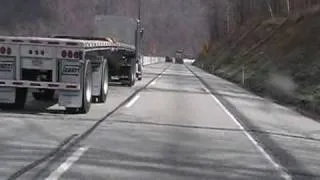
(196, 8), (320, 115)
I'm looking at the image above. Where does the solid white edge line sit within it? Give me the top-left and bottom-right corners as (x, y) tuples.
(203, 86), (292, 180)
(45, 146), (90, 180)
(125, 95), (141, 108)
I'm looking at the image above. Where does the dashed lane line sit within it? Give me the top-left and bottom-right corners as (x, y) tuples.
(45, 146), (89, 180)
(125, 95), (141, 108)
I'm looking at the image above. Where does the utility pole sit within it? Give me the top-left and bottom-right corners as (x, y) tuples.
(136, 0), (144, 75)
(138, 0), (141, 21)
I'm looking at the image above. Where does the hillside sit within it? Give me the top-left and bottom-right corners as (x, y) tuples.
(194, 6), (320, 116)
(0, 0), (209, 56)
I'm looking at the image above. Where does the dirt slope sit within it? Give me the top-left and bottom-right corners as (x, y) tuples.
(195, 6), (320, 116)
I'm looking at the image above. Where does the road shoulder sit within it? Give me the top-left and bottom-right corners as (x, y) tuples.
(187, 64), (320, 179)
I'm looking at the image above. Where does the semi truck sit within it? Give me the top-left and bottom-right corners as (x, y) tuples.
(0, 16), (144, 113)
(94, 15), (144, 86)
(175, 50), (184, 64)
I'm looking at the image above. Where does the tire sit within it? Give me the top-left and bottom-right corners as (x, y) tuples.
(97, 60), (109, 103)
(137, 64), (143, 81)
(32, 90), (55, 101)
(137, 71), (142, 81)
(79, 61), (92, 113)
(0, 88), (27, 110)
(66, 61), (92, 114)
(128, 70), (135, 87)
(129, 59), (136, 86)
(121, 65), (136, 87)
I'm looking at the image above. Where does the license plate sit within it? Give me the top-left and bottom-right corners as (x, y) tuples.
(32, 59), (43, 66)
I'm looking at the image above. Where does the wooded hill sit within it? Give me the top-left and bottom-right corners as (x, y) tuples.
(196, 1), (320, 116)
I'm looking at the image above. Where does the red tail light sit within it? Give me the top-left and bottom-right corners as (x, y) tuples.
(61, 50), (67, 58)
(68, 50), (73, 58)
(0, 47), (6, 54)
(74, 51), (79, 59)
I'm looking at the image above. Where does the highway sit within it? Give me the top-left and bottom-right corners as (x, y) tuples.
(0, 62), (320, 180)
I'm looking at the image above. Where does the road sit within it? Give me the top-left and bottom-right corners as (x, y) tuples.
(0, 62), (320, 180)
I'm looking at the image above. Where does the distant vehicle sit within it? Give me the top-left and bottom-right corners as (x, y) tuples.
(165, 56), (173, 63)
(175, 50), (184, 64)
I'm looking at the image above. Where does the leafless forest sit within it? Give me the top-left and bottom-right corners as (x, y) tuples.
(1, 1), (319, 57)
(202, 0), (320, 44)
(0, 0), (209, 57)
(197, 0), (320, 115)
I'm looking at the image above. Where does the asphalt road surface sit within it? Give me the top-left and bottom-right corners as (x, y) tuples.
(0, 62), (319, 180)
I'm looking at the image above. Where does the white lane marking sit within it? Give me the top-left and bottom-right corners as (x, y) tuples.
(125, 95), (140, 108)
(150, 79), (157, 85)
(45, 146), (89, 180)
(203, 86), (292, 180)
(149, 71), (164, 86)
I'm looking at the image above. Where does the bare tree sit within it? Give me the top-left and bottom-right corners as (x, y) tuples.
(265, 0), (274, 18)
(202, 0), (320, 46)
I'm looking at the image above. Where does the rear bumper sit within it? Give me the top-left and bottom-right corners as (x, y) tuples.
(0, 80), (80, 90)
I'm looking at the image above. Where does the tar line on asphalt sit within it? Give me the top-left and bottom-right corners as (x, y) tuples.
(7, 134), (78, 180)
(185, 65), (292, 180)
(7, 64), (171, 180)
(45, 146), (89, 180)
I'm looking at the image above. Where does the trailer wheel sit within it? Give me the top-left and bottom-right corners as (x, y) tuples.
(79, 61), (92, 113)
(97, 60), (109, 103)
(128, 70), (136, 87)
(137, 64), (142, 81)
(0, 88), (27, 110)
(129, 60), (136, 86)
(66, 61), (92, 114)
(137, 74), (142, 81)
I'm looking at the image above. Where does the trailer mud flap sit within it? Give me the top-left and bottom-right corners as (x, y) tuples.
(0, 58), (16, 103)
(59, 90), (82, 108)
(58, 60), (82, 108)
(91, 61), (103, 96)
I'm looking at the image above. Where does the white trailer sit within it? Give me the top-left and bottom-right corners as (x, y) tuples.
(0, 36), (135, 113)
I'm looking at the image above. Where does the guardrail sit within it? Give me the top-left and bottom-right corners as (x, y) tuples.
(142, 56), (165, 66)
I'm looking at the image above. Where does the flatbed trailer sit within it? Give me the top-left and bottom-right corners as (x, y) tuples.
(0, 35), (136, 113)
(94, 15), (144, 85)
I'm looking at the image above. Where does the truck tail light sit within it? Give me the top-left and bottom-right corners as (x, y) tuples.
(74, 51), (79, 59)
(61, 50), (82, 59)
(0, 47), (6, 54)
(68, 50), (73, 58)
(61, 50), (67, 58)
